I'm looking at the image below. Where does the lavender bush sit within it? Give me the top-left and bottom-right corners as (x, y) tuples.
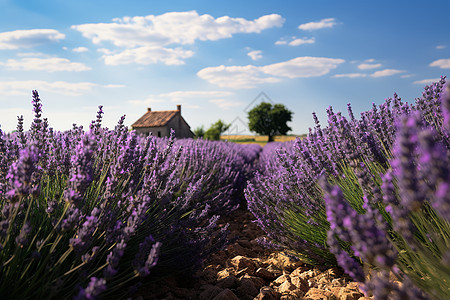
(0, 91), (260, 299)
(245, 77), (449, 299)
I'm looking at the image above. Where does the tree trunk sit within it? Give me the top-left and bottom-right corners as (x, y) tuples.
(268, 135), (274, 142)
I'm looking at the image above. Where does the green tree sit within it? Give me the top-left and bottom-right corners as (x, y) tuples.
(193, 126), (205, 138)
(248, 102), (293, 142)
(204, 119), (230, 140)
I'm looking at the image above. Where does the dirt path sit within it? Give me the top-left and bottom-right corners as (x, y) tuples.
(134, 208), (369, 300)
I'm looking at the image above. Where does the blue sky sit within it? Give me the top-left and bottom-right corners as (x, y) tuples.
(0, 0), (449, 134)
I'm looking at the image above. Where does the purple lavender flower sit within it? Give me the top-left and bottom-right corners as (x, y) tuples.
(75, 277), (107, 300)
(5, 145), (40, 201)
(440, 82), (450, 134)
(104, 240), (127, 279)
(132, 235), (161, 277)
(434, 182), (450, 223)
(64, 132), (96, 207)
(15, 221), (31, 247)
(60, 206), (81, 232)
(70, 209), (100, 254)
(391, 112), (425, 212)
(324, 182), (396, 278)
(16, 115), (26, 146)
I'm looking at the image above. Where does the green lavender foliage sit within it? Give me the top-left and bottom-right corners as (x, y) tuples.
(245, 77), (450, 299)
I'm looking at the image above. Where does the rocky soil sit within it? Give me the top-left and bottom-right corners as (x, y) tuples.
(135, 208), (370, 300)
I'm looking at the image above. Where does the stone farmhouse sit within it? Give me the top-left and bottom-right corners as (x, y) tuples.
(131, 105), (194, 138)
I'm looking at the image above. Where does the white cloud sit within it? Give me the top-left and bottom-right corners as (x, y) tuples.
(161, 90), (234, 100)
(289, 37), (315, 46)
(358, 63), (382, 70)
(275, 40), (287, 45)
(370, 69), (405, 77)
(0, 80), (117, 96)
(102, 46), (194, 65)
(129, 90), (234, 105)
(198, 56), (344, 88)
(1, 57), (91, 72)
(365, 58), (375, 63)
(298, 18), (337, 31)
(332, 73), (368, 78)
(248, 50), (262, 61)
(0, 29), (65, 50)
(275, 37), (315, 46)
(97, 48), (114, 54)
(73, 46), (89, 52)
(197, 65), (281, 89)
(73, 11), (284, 46)
(413, 78), (441, 85)
(103, 84), (126, 88)
(72, 11), (284, 65)
(261, 57), (345, 78)
(17, 52), (47, 57)
(209, 99), (242, 109)
(436, 45), (446, 49)
(430, 58), (450, 69)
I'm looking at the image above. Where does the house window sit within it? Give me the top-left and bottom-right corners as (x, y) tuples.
(157, 131), (161, 137)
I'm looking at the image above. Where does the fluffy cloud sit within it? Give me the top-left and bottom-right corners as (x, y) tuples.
(72, 11), (284, 65)
(102, 46), (194, 65)
(436, 45), (447, 49)
(274, 40), (287, 45)
(129, 90), (234, 105)
(430, 58), (450, 69)
(261, 57), (344, 78)
(289, 37), (315, 46)
(275, 37), (315, 46)
(298, 18), (337, 31)
(73, 47), (89, 52)
(73, 11), (284, 46)
(0, 80), (116, 96)
(370, 69), (405, 77)
(0, 29), (65, 50)
(198, 56), (344, 88)
(413, 78), (441, 85)
(1, 57), (91, 72)
(209, 99), (242, 109)
(332, 73), (368, 78)
(358, 63), (382, 70)
(197, 65), (281, 89)
(247, 50), (262, 61)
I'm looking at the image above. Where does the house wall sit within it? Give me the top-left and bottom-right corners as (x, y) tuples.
(166, 115), (194, 138)
(133, 126), (169, 137)
(133, 114), (194, 138)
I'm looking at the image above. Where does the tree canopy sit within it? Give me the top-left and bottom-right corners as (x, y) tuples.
(204, 119), (230, 140)
(193, 126), (205, 138)
(248, 102), (293, 141)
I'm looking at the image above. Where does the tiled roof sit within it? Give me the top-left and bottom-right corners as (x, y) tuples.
(131, 110), (178, 128)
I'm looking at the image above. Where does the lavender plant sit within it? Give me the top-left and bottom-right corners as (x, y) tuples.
(0, 91), (260, 299)
(245, 78), (449, 299)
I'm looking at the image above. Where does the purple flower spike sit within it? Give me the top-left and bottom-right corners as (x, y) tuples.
(441, 82), (450, 131)
(434, 183), (450, 223)
(75, 277), (107, 300)
(133, 235), (161, 277)
(5, 145), (40, 201)
(15, 222), (32, 247)
(64, 132), (97, 207)
(391, 112), (425, 212)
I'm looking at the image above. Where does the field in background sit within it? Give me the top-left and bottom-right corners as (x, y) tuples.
(220, 134), (304, 146)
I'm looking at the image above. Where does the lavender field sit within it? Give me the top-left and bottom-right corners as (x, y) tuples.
(0, 78), (449, 299)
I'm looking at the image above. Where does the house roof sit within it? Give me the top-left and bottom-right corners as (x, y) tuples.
(131, 110), (178, 128)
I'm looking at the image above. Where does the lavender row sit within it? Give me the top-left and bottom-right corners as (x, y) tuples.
(245, 77), (449, 299)
(0, 91), (261, 299)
